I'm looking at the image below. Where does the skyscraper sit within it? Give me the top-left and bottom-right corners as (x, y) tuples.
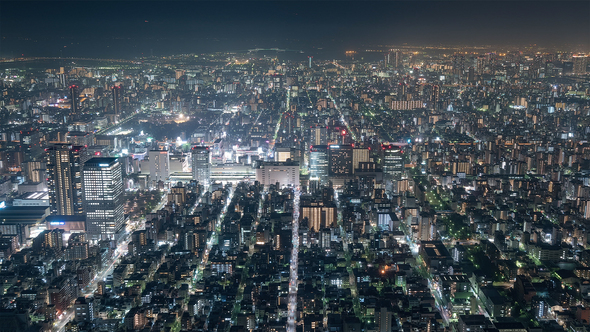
(69, 85), (78, 114)
(310, 145), (329, 182)
(83, 158), (124, 240)
(149, 150), (170, 184)
(395, 50), (402, 68)
(191, 146), (211, 187)
(573, 54), (588, 75)
(383, 143), (406, 181)
(352, 147), (370, 174)
(111, 85), (121, 118)
(310, 125), (328, 145)
(46, 145), (86, 216)
(328, 144), (353, 176)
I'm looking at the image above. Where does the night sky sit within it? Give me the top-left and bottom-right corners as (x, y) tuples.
(1, 1), (589, 58)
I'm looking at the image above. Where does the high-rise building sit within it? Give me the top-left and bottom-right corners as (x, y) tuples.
(46, 145), (86, 216)
(310, 125), (328, 145)
(328, 144), (353, 176)
(382, 143), (406, 180)
(149, 150), (170, 184)
(191, 146), (211, 187)
(375, 307), (393, 332)
(432, 85), (440, 110)
(69, 85), (78, 114)
(33, 229), (64, 252)
(66, 241), (89, 260)
(394, 50), (402, 68)
(573, 54), (588, 74)
(310, 145), (329, 182)
(83, 158), (124, 240)
(111, 85), (121, 118)
(352, 147), (370, 174)
(299, 198), (337, 232)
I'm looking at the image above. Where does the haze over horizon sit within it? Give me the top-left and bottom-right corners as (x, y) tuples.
(1, 0), (589, 59)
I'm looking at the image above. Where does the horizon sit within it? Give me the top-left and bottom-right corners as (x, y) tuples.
(1, 0), (589, 59)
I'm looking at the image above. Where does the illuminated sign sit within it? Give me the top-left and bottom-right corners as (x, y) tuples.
(0, 201), (5, 209)
(99, 164), (109, 167)
(50, 221), (65, 226)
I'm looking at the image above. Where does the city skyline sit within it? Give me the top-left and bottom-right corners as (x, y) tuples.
(0, 1), (589, 332)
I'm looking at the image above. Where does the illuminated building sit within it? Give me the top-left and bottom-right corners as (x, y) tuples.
(255, 161), (299, 187)
(46, 145), (86, 216)
(382, 143), (406, 180)
(69, 85), (78, 114)
(74, 297), (94, 322)
(275, 147), (290, 162)
(83, 158), (124, 240)
(328, 144), (353, 176)
(352, 147), (370, 174)
(66, 131), (94, 147)
(111, 85), (121, 119)
(309, 145), (329, 182)
(299, 197), (336, 232)
(33, 229), (64, 252)
(66, 241), (89, 260)
(310, 125), (328, 145)
(148, 150), (170, 184)
(573, 54), (588, 74)
(191, 146), (211, 187)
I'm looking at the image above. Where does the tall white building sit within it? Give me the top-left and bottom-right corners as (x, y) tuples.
(149, 150), (170, 184)
(83, 158), (124, 240)
(191, 146), (211, 187)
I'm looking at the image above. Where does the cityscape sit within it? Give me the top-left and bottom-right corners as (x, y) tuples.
(0, 1), (589, 332)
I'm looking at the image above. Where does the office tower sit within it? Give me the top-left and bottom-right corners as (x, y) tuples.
(310, 145), (329, 182)
(573, 54), (588, 74)
(46, 145), (86, 216)
(69, 85), (78, 114)
(432, 85), (440, 110)
(83, 158), (124, 240)
(382, 143), (406, 180)
(149, 150), (170, 184)
(191, 146), (211, 187)
(352, 147), (370, 174)
(310, 125), (328, 145)
(111, 85), (121, 118)
(452, 54), (466, 77)
(308, 56), (313, 68)
(394, 50), (402, 68)
(328, 144), (353, 176)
